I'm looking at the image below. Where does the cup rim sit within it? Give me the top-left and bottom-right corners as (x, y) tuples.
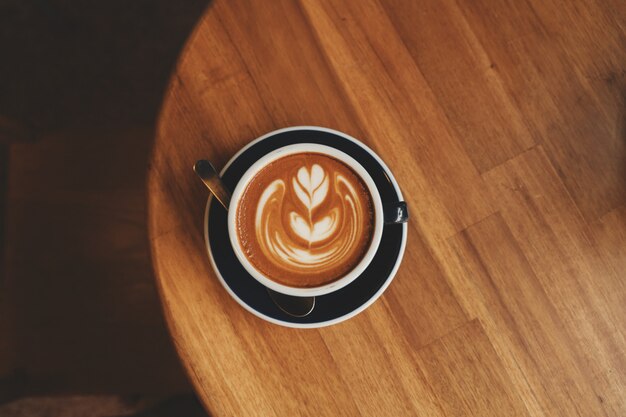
(227, 143), (384, 297)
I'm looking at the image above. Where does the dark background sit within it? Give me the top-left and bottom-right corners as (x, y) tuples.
(0, 0), (208, 129)
(1, 1), (211, 415)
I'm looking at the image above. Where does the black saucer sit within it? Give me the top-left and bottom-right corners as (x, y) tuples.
(205, 127), (407, 327)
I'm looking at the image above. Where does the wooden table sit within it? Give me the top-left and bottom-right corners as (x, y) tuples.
(148, 1), (626, 415)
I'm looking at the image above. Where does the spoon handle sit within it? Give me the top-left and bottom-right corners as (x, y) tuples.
(194, 160), (231, 209)
(194, 159), (315, 318)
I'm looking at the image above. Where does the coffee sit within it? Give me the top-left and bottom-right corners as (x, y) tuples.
(235, 152), (375, 288)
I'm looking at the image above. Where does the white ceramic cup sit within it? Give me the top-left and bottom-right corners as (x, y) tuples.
(227, 143), (384, 297)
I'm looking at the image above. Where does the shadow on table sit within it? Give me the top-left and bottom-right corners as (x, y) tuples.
(0, 0), (212, 414)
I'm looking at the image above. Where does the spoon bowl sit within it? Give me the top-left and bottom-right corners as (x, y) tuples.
(194, 159), (316, 318)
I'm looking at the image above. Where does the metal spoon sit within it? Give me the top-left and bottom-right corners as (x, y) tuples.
(193, 159), (231, 208)
(194, 160), (316, 318)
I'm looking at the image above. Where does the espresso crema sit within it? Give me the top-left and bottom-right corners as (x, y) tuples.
(235, 152), (375, 288)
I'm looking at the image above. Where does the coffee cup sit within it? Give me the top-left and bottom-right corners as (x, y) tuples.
(228, 143), (405, 297)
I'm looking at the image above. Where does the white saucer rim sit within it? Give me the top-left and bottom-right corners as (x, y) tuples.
(204, 126), (407, 329)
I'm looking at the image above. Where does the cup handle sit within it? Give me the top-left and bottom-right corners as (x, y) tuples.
(383, 201), (409, 224)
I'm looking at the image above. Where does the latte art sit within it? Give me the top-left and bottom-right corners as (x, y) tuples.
(236, 153), (374, 288)
(258, 165), (361, 267)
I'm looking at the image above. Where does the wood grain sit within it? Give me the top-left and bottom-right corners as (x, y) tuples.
(149, 0), (626, 415)
(482, 147), (625, 415)
(381, 0), (536, 173)
(300, 0), (496, 239)
(455, 0), (626, 221)
(443, 211), (616, 416)
(415, 320), (531, 417)
(590, 206), (626, 281)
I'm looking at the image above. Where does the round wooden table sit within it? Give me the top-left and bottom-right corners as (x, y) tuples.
(148, 1), (626, 416)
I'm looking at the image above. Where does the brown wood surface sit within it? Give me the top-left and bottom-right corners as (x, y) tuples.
(148, 0), (626, 415)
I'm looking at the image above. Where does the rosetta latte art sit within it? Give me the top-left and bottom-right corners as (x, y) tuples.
(236, 153), (374, 287)
(257, 164), (361, 268)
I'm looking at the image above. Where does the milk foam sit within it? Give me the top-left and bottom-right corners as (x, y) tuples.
(254, 163), (364, 270)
